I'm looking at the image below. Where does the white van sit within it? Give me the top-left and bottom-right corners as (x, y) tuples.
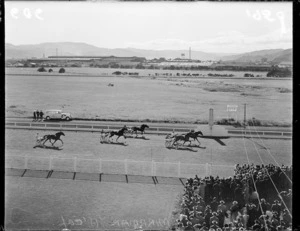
(44, 109), (72, 121)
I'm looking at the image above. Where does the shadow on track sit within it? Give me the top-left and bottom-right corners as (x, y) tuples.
(100, 141), (128, 146)
(166, 146), (198, 152)
(125, 136), (150, 140)
(33, 144), (63, 150)
(185, 144), (207, 149)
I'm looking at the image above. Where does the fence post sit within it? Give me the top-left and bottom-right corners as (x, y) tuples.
(178, 161), (181, 178)
(24, 155), (28, 169)
(125, 159), (128, 175)
(74, 157), (77, 172)
(99, 158), (102, 173)
(49, 157), (53, 171)
(205, 163), (209, 176)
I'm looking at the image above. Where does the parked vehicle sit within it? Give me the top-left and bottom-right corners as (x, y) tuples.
(44, 109), (72, 121)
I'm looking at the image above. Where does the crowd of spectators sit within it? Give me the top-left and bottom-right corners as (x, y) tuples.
(174, 164), (292, 231)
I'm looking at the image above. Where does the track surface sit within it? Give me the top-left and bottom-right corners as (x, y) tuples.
(6, 129), (292, 174)
(5, 129), (292, 230)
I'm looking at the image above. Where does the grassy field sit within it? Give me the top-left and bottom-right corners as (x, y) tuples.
(5, 68), (292, 125)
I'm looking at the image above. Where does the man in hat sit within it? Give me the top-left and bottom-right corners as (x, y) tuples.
(210, 212), (219, 226)
(33, 110), (37, 121)
(251, 220), (261, 231)
(196, 212), (205, 225)
(210, 220), (219, 230)
(36, 110), (40, 121)
(199, 222), (208, 231)
(217, 200), (227, 216)
(217, 209), (225, 228)
(210, 197), (218, 212)
(230, 201), (240, 222)
(271, 200), (281, 215)
(39, 110), (44, 121)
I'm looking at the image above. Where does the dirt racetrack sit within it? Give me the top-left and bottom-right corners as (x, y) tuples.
(5, 128), (292, 230)
(6, 129), (292, 176)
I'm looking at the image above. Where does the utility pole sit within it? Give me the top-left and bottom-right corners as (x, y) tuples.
(244, 104), (247, 129)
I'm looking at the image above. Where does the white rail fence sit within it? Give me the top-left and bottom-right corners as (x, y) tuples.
(6, 155), (235, 178)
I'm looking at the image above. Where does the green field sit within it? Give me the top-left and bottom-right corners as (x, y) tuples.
(5, 68), (292, 125)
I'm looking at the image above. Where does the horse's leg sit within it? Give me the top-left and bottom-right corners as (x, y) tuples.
(195, 137), (201, 146)
(116, 136), (120, 142)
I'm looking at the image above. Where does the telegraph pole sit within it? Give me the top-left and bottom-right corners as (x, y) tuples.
(244, 104), (247, 129)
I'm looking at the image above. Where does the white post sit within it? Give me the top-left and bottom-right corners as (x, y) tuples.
(209, 108), (214, 129)
(152, 160), (156, 176)
(99, 158), (102, 173)
(74, 157), (77, 172)
(205, 163), (209, 176)
(49, 157), (53, 170)
(24, 155), (28, 169)
(125, 159), (128, 175)
(151, 160), (154, 176)
(178, 161), (181, 178)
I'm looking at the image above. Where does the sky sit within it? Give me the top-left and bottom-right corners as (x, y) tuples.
(5, 1), (292, 53)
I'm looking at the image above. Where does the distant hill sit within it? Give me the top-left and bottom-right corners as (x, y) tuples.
(5, 42), (292, 64)
(221, 49), (292, 64)
(5, 42), (232, 60)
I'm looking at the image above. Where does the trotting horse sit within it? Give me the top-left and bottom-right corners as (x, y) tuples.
(172, 130), (203, 146)
(129, 124), (149, 137)
(104, 125), (128, 142)
(42, 131), (65, 146)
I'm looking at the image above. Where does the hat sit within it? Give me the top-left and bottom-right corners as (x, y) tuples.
(220, 200), (225, 204)
(212, 212), (217, 216)
(233, 201), (238, 205)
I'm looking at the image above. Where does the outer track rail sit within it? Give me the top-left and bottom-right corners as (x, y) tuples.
(5, 122), (292, 139)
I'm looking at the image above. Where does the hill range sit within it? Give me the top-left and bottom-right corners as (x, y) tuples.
(5, 42), (292, 64)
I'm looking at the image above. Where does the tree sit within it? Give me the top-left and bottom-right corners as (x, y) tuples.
(48, 69), (53, 73)
(37, 67), (47, 72)
(59, 68), (66, 73)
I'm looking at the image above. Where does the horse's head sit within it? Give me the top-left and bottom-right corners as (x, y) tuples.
(57, 131), (65, 136)
(196, 131), (203, 136)
(141, 124), (149, 129)
(122, 125), (128, 131)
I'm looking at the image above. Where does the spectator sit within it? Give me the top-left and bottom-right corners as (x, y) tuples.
(185, 221), (193, 231)
(210, 212), (219, 226)
(40, 110), (44, 121)
(210, 221), (220, 230)
(217, 209), (225, 228)
(194, 224), (202, 231)
(36, 110), (40, 120)
(200, 222), (208, 231)
(271, 200), (281, 215)
(205, 207), (213, 228)
(217, 200), (227, 216)
(230, 201), (240, 222)
(196, 212), (205, 225)
(210, 197), (219, 212)
(251, 220), (261, 231)
(33, 110), (37, 121)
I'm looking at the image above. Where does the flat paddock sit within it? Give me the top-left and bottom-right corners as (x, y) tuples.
(5, 74), (292, 124)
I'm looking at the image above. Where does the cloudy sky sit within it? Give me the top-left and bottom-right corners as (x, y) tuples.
(5, 1), (292, 53)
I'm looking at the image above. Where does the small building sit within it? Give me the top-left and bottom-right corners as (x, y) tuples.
(277, 61), (292, 69)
